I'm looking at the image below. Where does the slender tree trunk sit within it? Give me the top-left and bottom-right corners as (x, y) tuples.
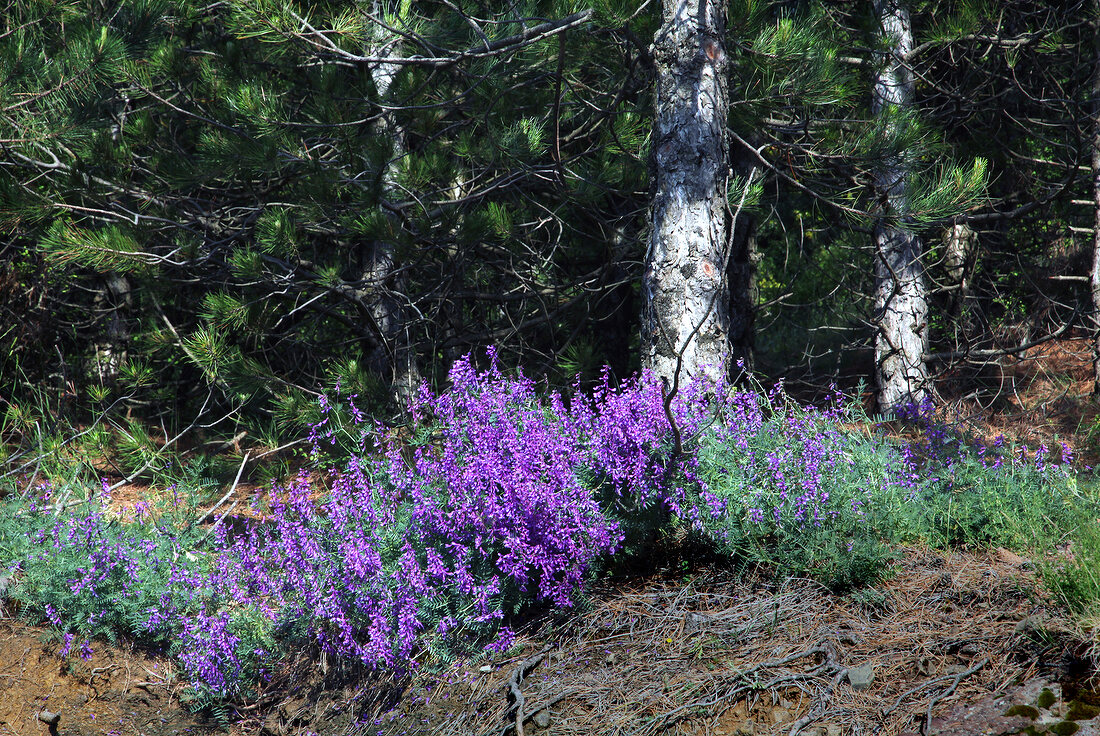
(1090, 2), (1100, 395)
(871, 0), (929, 411)
(728, 142), (760, 375)
(364, 5), (419, 400)
(642, 0), (731, 386)
(942, 222), (976, 321)
(91, 273), (131, 388)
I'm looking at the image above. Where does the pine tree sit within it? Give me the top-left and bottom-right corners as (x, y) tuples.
(642, 0), (731, 386)
(871, 0), (930, 411)
(1, 0), (654, 434)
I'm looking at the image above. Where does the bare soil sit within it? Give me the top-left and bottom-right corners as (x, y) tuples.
(0, 618), (216, 736)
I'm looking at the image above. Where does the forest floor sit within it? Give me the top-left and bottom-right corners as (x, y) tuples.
(5, 337), (1100, 736)
(2, 548), (1096, 736)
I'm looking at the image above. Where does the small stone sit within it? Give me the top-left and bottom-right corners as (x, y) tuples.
(1016, 615), (1048, 636)
(847, 663), (875, 691)
(532, 710), (551, 729)
(479, 665), (494, 673)
(37, 711), (61, 726)
(770, 707), (791, 724)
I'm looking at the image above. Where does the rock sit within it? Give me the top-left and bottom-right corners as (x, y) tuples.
(36, 711), (60, 736)
(532, 710), (551, 729)
(770, 707), (791, 724)
(847, 663), (875, 691)
(1015, 615), (1048, 637)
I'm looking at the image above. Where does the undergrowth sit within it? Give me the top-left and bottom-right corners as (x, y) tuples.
(1, 351), (1096, 710)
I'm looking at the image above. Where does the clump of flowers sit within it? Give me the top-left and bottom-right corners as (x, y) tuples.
(4, 352), (1089, 703)
(891, 397), (1083, 550)
(195, 350), (686, 689)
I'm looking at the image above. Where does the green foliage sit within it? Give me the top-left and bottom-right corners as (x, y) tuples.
(40, 221), (151, 274)
(690, 401), (905, 590)
(1042, 521), (1100, 615)
(904, 448), (1083, 551)
(2, 482), (209, 648)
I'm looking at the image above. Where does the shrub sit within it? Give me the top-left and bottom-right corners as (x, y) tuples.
(4, 353), (1094, 705)
(892, 399), (1087, 551)
(683, 388), (907, 589)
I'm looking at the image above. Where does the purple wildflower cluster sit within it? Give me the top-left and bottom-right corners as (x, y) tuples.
(675, 385), (912, 587)
(9, 352), (1085, 702)
(194, 351), (713, 688)
(890, 396), (1081, 548)
(10, 482), (210, 665)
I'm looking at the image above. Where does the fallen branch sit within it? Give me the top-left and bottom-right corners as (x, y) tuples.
(503, 647), (553, 736)
(923, 658), (988, 736)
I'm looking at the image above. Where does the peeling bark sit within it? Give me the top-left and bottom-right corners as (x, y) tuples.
(872, 0), (929, 412)
(642, 0), (731, 386)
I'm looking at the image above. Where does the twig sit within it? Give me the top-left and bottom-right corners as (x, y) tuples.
(787, 648), (847, 736)
(922, 658), (988, 736)
(194, 452), (250, 546)
(502, 647), (553, 736)
(625, 642), (834, 736)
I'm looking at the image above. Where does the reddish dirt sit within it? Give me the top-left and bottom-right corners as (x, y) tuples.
(0, 619), (216, 736)
(936, 336), (1100, 466)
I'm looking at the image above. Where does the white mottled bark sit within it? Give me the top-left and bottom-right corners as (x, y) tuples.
(642, 0), (731, 386)
(1090, 2), (1100, 395)
(364, 5), (419, 399)
(872, 0), (929, 411)
(942, 222), (976, 320)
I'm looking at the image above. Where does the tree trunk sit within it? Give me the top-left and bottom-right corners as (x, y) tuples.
(871, 0), (929, 412)
(364, 4), (419, 400)
(1090, 1), (1100, 395)
(91, 273), (131, 388)
(942, 222), (976, 321)
(642, 0), (731, 387)
(728, 142), (760, 376)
